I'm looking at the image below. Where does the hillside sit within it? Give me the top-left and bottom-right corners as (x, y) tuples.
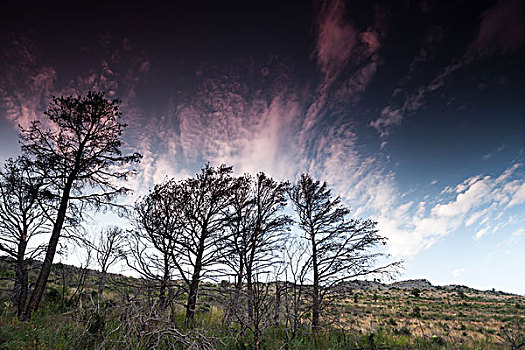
(0, 258), (524, 349)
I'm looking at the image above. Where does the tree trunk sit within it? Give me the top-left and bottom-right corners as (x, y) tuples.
(312, 283), (320, 335)
(15, 259), (28, 319)
(185, 273), (200, 325)
(274, 283), (281, 325)
(15, 226), (29, 318)
(159, 278), (167, 307)
(159, 258), (170, 308)
(23, 178), (74, 320)
(246, 266), (254, 320)
(246, 234), (258, 321)
(228, 265), (244, 324)
(185, 231), (205, 326)
(97, 269), (107, 301)
(311, 233), (320, 335)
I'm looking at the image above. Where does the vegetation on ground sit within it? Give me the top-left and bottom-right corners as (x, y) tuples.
(0, 258), (523, 349)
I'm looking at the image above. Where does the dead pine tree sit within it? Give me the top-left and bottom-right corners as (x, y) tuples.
(282, 238), (310, 344)
(173, 164), (234, 326)
(220, 172), (291, 348)
(0, 157), (49, 318)
(95, 226), (125, 302)
(222, 174), (253, 325)
(125, 179), (183, 308)
(19, 91), (141, 320)
(290, 174), (401, 336)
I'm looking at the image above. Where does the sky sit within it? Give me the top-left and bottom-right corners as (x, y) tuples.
(0, 0), (524, 294)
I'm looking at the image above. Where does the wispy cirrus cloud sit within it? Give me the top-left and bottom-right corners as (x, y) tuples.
(116, 0), (394, 211)
(170, 60), (302, 181)
(0, 35), (152, 198)
(300, 0), (389, 177)
(302, 1), (387, 135)
(1, 0), (523, 263)
(376, 163), (525, 256)
(313, 0), (357, 82)
(121, 0), (523, 261)
(0, 37), (56, 130)
(0, 35), (151, 130)
(370, 0), (525, 137)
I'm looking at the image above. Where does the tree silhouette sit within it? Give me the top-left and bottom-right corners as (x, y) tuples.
(174, 164), (234, 325)
(126, 179), (183, 307)
(20, 91), (141, 319)
(95, 226), (125, 301)
(0, 157), (49, 318)
(290, 174), (400, 335)
(221, 172), (291, 345)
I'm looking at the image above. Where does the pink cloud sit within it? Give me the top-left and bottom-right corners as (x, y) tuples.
(314, 0), (357, 81)
(139, 61), (151, 74)
(0, 38), (56, 130)
(335, 58), (379, 103)
(170, 62), (303, 181)
(305, 0), (389, 143)
(360, 31), (380, 54)
(470, 0), (525, 56)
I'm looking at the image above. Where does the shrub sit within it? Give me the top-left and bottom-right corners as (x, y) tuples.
(46, 287), (61, 304)
(395, 326), (411, 336)
(411, 306), (421, 318)
(87, 311), (105, 335)
(432, 335), (446, 346)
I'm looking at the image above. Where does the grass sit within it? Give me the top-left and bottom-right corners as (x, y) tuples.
(0, 259), (523, 349)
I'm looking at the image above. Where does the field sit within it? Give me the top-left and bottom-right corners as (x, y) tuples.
(0, 259), (523, 349)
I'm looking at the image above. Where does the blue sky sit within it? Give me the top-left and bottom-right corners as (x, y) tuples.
(0, 0), (524, 293)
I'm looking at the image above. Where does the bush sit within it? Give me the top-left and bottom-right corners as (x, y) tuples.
(46, 287), (61, 304)
(395, 326), (411, 336)
(432, 335), (446, 346)
(411, 306), (421, 318)
(87, 311), (105, 335)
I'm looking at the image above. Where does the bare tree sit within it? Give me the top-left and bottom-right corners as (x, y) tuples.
(290, 174), (400, 335)
(173, 164), (234, 325)
(20, 91), (141, 319)
(125, 179), (182, 307)
(96, 226), (125, 300)
(245, 272), (279, 350)
(282, 238), (310, 344)
(54, 242), (93, 309)
(220, 172), (291, 344)
(243, 173), (291, 322)
(222, 174), (252, 311)
(498, 319), (525, 350)
(0, 157), (49, 318)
